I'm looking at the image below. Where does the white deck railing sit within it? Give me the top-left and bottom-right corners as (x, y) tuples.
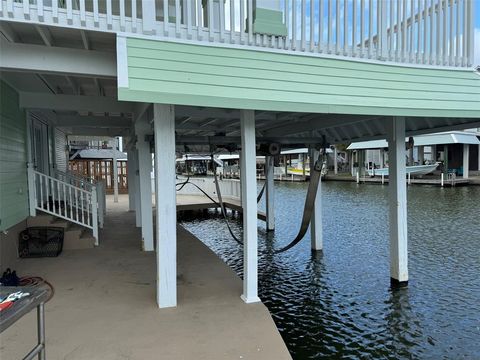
(175, 177), (241, 200)
(28, 165), (99, 245)
(0, 0), (474, 67)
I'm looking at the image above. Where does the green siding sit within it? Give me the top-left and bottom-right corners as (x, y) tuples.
(0, 81), (28, 231)
(119, 38), (480, 117)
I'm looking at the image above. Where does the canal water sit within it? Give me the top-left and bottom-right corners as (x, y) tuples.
(179, 181), (480, 359)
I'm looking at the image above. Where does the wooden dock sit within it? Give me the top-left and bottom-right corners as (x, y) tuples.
(324, 175), (470, 187)
(176, 194), (267, 221)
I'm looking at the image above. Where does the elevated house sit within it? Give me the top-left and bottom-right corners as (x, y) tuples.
(1, 0), (479, 314)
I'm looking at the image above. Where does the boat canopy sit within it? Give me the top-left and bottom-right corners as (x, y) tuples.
(347, 131), (480, 150)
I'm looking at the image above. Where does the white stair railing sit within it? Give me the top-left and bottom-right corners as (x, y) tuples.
(28, 165), (99, 245)
(54, 169), (105, 228)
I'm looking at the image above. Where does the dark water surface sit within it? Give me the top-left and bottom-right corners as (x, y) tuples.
(179, 181), (480, 359)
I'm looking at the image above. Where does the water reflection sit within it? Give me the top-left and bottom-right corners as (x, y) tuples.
(179, 181), (480, 359)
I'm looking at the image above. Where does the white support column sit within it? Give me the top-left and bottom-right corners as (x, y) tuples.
(478, 144), (480, 171)
(380, 149), (385, 168)
(134, 149), (142, 228)
(309, 149), (323, 251)
(135, 120), (154, 251)
(265, 155), (275, 231)
(387, 117), (408, 287)
(154, 104), (177, 308)
(240, 109), (260, 304)
(333, 146), (338, 175)
(127, 149), (136, 211)
(113, 137), (119, 203)
(463, 144), (469, 179)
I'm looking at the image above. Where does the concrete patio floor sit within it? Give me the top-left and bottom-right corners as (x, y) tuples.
(1, 195), (291, 360)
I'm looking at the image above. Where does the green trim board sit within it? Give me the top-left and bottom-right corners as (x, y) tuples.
(253, 8), (288, 36)
(0, 80), (28, 231)
(118, 37), (480, 118)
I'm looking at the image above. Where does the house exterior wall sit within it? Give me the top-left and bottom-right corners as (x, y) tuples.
(0, 81), (29, 232)
(118, 37), (480, 117)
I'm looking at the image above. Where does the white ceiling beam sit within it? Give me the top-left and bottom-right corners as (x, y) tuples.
(0, 22), (20, 42)
(0, 39), (116, 78)
(63, 127), (132, 137)
(35, 25), (54, 46)
(56, 115), (132, 128)
(19, 92), (133, 113)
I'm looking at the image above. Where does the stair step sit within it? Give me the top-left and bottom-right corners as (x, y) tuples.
(63, 225), (95, 250)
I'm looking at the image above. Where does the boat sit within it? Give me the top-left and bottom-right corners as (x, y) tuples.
(367, 163), (439, 177)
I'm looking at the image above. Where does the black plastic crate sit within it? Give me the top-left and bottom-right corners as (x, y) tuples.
(18, 227), (64, 258)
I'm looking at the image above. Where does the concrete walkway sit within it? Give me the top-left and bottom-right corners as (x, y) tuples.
(1, 196), (291, 360)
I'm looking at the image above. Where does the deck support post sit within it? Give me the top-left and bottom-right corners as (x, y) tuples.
(113, 138), (119, 203)
(127, 149), (136, 211)
(240, 109), (260, 304)
(134, 149), (142, 228)
(265, 155), (275, 231)
(135, 118), (154, 251)
(154, 103), (177, 308)
(418, 146), (425, 165)
(333, 146), (338, 174)
(463, 144), (469, 179)
(309, 149), (323, 251)
(387, 117), (408, 287)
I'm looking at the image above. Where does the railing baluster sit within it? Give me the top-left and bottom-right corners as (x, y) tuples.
(247, 0), (252, 45)
(368, 0), (372, 58)
(352, 0), (356, 56)
(66, 0), (72, 24)
(39, 174), (44, 209)
(409, 0), (414, 63)
(79, 0), (86, 25)
(93, 0), (99, 26)
(186, 0), (193, 38)
(436, 0), (440, 64)
(69, 185), (73, 220)
(107, 0), (113, 29)
(449, 0), (453, 65)
(219, 0), (225, 42)
(462, 0), (467, 67)
(81, 191), (85, 224)
(175, 0), (181, 37)
(229, 0), (235, 43)
(57, 180), (61, 216)
(7, 0), (13, 17)
(132, 0), (137, 32)
(429, 0), (434, 64)
(46, 177), (50, 211)
(164, 0), (169, 35)
(22, 0), (30, 19)
(292, 0), (297, 50)
(466, 0), (474, 66)
(38, 0), (44, 21)
(416, 0), (421, 63)
(285, 0), (290, 50)
(76, 188), (79, 221)
(397, 0), (401, 61)
(360, 0), (364, 56)
(52, 0), (58, 22)
(318, 0), (324, 53)
(336, 0), (340, 54)
(197, 0), (203, 40)
(120, 0), (126, 31)
(344, 0), (348, 55)
(209, 0), (214, 41)
(441, 0), (446, 64)
(301, 0), (306, 51)
(310, 0), (315, 51)
(402, 0), (407, 62)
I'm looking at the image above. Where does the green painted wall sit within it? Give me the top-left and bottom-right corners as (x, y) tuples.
(0, 80), (28, 232)
(119, 38), (480, 118)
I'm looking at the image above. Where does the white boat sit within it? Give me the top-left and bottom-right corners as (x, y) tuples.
(367, 163), (439, 177)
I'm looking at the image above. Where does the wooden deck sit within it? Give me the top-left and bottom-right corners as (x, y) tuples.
(176, 195), (267, 221)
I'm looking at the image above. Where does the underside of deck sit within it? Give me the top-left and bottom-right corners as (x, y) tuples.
(1, 195), (290, 360)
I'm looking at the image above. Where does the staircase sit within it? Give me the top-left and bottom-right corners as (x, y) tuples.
(27, 165), (105, 247)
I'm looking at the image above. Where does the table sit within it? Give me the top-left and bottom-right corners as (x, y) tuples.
(0, 286), (50, 360)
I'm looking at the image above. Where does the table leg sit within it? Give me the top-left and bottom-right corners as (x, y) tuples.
(37, 303), (45, 360)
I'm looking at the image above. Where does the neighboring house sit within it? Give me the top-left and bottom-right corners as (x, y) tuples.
(69, 137), (129, 194)
(0, 0), (479, 309)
